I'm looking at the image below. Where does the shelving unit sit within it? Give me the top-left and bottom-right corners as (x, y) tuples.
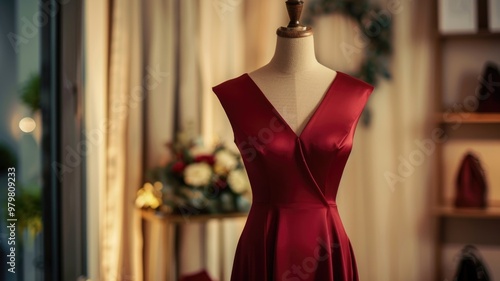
(435, 206), (500, 218)
(433, 3), (500, 280)
(436, 112), (500, 124)
(437, 31), (500, 40)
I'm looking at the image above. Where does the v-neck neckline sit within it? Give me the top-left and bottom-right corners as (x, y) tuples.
(244, 72), (341, 139)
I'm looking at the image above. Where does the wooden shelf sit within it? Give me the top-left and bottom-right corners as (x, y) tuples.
(435, 206), (500, 218)
(437, 112), (500, 124)
(438, 31), (500, 40)
(432, 2), (500, 280)
(141, 208), (248, 224)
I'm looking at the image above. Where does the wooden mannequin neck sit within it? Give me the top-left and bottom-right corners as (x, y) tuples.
(268, 35), (320, 74)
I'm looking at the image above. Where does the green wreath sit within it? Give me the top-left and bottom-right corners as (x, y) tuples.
(304, 0), (393, 125)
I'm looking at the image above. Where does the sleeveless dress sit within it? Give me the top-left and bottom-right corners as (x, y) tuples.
(213, 72), (373, 281)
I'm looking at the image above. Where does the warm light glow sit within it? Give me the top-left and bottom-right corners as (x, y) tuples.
(19, 117), (36, 133)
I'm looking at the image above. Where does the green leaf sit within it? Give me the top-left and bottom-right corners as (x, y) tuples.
(20, 73), (40, 113)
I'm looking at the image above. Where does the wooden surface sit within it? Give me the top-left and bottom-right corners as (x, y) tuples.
(437, 113), (500, 124)
(276, 0), (313, 38)
(435, 206), (500, 218)
(437, 31), (500, 40)
(141, 208), (248, 223)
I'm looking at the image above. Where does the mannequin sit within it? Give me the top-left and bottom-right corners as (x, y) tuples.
(248, 1), (336, 136)
(248, 36), (336, 136)
(212, 2), (373, 280)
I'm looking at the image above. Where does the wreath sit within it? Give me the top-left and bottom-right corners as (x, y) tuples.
(304, 0), (393, 125)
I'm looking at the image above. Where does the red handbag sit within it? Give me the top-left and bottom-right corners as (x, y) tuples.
(454, 153), (488, 208)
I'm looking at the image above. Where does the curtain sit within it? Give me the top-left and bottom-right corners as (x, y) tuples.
(83, 0), (108, 279)
(140, 0), (178, 280)
(174, 1), (292, 280)
(313, 1), (436, 280)
(84, 0), (157, 280)
(176, 1), (247, 280)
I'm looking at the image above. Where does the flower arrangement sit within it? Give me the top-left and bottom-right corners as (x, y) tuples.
(136, 137), (252, 216)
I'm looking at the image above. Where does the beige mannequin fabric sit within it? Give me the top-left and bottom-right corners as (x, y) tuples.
(248, 35), (336, 135)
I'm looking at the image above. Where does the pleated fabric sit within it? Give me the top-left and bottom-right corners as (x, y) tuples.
(213, 72), (373, 281)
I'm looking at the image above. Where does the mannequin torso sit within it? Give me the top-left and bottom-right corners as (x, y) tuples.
(212, 3), (372, 278)
(248, 35), (336, 136)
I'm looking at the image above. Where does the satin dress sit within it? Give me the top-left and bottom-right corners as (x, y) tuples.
(213, 72), (373, 281)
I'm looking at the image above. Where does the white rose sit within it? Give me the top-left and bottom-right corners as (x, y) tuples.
(184, 162), (212, 186)
(227, 170), (251, 194)
(215, 150), (238, 174)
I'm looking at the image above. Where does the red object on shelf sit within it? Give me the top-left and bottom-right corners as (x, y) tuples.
(476, 62), (500, 113)
(455, 153), (488, 208)
(179, 270), (214, 281)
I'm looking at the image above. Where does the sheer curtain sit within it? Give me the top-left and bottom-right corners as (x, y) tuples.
(313, 1), (436, 280)
(176, 1), (246, 280)
(85, 0), (145, 279)
(175, 1), (291, 280)
(85, 0), (174, 280)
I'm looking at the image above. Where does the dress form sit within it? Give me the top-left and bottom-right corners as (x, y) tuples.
(211, 4), (373, 279)
(248, 0), (335, 136)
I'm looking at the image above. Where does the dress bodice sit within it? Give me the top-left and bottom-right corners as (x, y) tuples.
(213, 72), (373, 281)
(213, 72), (373, 206)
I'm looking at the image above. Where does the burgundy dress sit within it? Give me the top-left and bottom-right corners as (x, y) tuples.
(213, 72), (373, 281)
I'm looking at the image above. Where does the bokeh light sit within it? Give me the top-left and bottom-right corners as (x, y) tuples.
(19, 117), (36, 133)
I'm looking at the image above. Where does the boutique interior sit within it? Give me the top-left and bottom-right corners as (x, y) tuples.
(1, 0), (500, 280)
